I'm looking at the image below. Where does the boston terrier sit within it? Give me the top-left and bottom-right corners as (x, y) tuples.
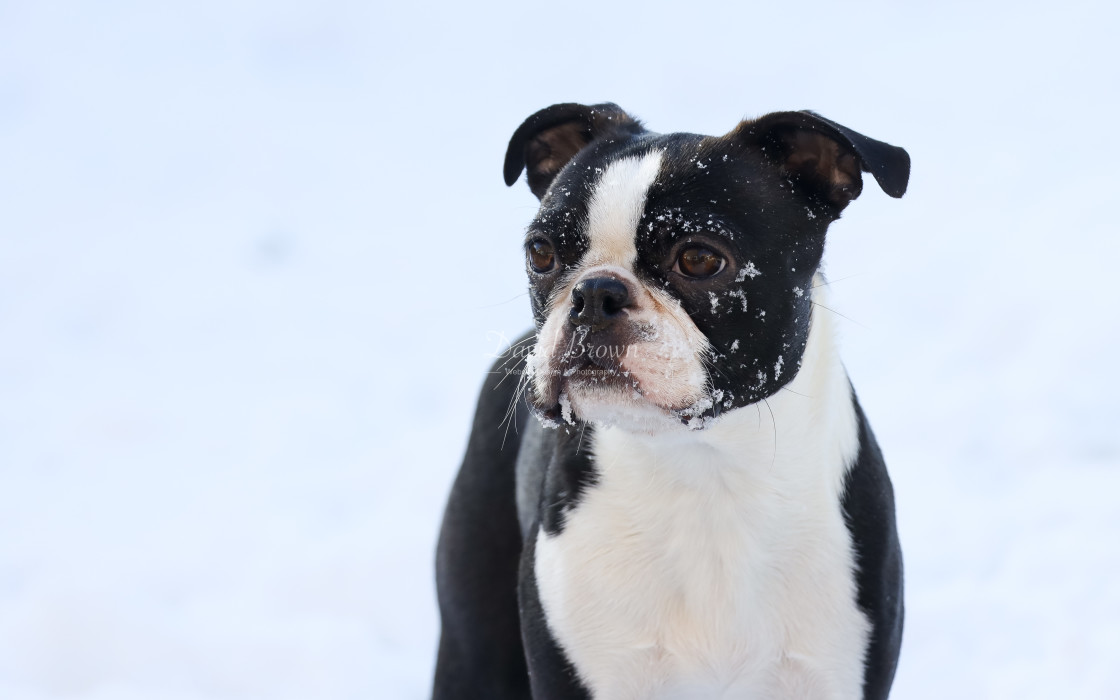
(433, 103), (908, 700)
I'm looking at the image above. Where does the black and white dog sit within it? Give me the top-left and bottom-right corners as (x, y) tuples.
(433, 103), (907, 700)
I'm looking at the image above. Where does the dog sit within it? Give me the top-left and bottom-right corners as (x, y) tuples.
(433, 103), (908, 700)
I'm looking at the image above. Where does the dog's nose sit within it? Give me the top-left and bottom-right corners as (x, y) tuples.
(570, 277), (631, 329)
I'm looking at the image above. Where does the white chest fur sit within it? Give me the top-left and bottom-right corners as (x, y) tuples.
(533, 302), (869, 699)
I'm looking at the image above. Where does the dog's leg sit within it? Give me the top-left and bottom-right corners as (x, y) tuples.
(518, 523), (592, 700)
(515, 423), (594, 700)
(432, 346), (534, 700)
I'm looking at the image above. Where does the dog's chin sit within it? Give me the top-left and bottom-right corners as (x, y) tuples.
(568, 388), (692, 434)
(533, 374), (716, 435)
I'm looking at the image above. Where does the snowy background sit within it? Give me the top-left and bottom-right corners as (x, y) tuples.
(1, 1), (1118, 698)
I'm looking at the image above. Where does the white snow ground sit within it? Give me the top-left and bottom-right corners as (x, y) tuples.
(1, 1), (1117, 698)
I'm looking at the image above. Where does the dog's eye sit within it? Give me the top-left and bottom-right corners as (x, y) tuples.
(676, 246), (725, 278)
(527, 239), (556, 273)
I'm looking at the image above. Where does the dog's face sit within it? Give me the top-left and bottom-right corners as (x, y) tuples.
(504, 104), (908, 432)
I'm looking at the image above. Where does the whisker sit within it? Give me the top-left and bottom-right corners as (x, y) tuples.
(491, 335), (537, 355)
(779, 386), (811, 398)
(500, 368), (531, 450)
(472, 292), (530, 311)
(763, 397), (778, 469)
(490, 336), (537, 390)
(701, 353), (734, 385)
(810, 273), (866, 290)
(491, 362), (520, 390)
(811, 301), (867, 329)
(486, 341), (535, 375)
(498, 344), (536, 448)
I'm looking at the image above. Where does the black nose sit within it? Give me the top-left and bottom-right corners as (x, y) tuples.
(570, 277), (631, 329)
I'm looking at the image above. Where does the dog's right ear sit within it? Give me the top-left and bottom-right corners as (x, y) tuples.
(733, 111), (909, 211)
(504, 103), (644, 199)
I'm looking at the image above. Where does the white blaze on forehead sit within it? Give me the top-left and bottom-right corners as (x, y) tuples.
(583, 150), (663, 269)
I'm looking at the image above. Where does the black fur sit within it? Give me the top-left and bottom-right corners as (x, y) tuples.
(741, 110), (910, 200)
(538, 423), (598, 537)
(433, 346), (532, 699)
(503, 102), (645, 199)
(842, 392), (905, 699)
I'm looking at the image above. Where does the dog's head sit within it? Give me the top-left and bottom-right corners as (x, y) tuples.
(505, 103), (908, 432)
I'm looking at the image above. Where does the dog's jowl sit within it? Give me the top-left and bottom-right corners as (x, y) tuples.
(433, 103), (908, 700)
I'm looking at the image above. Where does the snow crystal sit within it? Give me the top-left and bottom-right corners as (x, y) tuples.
(728, 289), (749, 312)
(559, 392), (574, 424)
(736, 262), (761, 281)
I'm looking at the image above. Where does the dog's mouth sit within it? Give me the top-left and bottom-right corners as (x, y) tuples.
(530, 325), (718, 429)
(533, 338), (642, 420)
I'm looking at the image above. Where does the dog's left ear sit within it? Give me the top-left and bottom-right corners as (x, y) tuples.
(735, 111), (910, 210)
(504, 102), (645, 199)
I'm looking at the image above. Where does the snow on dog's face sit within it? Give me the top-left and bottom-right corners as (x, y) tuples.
(503, 103), (910, 431)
